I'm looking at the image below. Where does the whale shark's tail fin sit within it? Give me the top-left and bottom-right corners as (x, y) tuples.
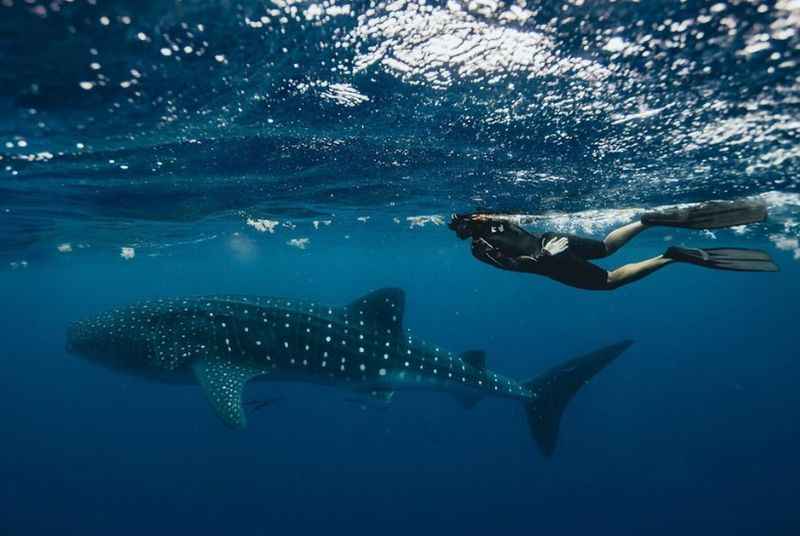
(523, 340), (633, 457)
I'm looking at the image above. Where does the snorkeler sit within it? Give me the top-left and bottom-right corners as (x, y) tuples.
(448, 200), (778, 291)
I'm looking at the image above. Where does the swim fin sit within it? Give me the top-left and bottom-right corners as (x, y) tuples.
(664, 246), (779, 272)
(641, 199), (767, 229)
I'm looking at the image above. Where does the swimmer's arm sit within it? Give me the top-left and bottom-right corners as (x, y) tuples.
(472, 238), (520, 268)
(515, 253), (547, 268)
(518, 237), (569, 262)
(473, 238), (551, 270)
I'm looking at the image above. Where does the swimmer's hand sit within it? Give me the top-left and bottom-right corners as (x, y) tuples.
(542, 236), (569, 256)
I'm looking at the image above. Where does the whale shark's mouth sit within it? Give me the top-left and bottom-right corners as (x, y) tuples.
(64, 322), (80, 355)
(65, 319), (107, 361)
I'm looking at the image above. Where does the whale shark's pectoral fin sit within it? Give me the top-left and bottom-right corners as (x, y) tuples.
(191, 356), (270, 429)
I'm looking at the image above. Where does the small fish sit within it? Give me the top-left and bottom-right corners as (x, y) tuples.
(243, 396), (285, 412)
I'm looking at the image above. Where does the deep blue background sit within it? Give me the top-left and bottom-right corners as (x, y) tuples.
(2, 0), (800, 532)
(2, 228), (798, 535)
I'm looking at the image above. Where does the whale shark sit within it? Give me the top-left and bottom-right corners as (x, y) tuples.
(66, 288), (632, 456)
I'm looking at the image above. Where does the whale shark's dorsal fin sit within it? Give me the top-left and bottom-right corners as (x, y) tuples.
(347, 288), (405, 333)
(460, 350), (486, 371)
(191, 356), (270, 429)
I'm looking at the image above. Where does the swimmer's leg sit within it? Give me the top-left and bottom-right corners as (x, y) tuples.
(601, 221), (649, 257)
(606, 255), (673, 289)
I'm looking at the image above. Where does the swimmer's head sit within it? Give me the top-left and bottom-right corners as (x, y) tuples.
(448, 213), (476, 239)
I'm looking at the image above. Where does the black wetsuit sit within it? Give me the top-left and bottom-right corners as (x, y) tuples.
(468, 220), (611, 290)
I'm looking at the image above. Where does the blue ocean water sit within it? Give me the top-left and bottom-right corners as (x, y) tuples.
(2, 0), (800, 534)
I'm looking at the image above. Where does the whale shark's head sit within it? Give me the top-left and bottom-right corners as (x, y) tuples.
(66, 318), (100, 358)
(66, 302), (227, 382)
(66, 310), (152, 374)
